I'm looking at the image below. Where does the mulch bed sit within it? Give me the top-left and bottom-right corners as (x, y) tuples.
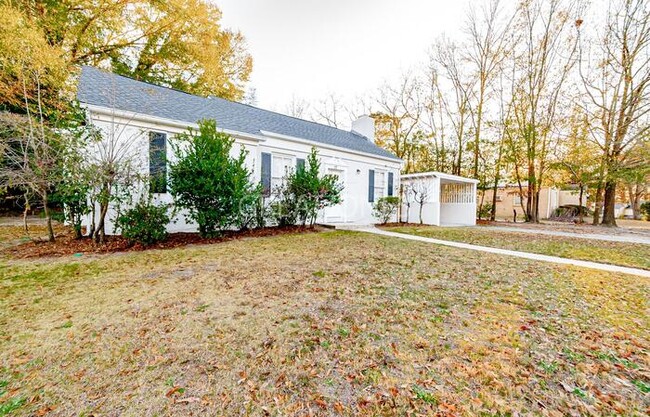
(379, 222), (491, 227)
(379, 222), (424, 227)
(3, 226), (321, 259)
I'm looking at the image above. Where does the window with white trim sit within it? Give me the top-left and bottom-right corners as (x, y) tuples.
(271, 153), (294, 190)
(374, 171), (386, 199)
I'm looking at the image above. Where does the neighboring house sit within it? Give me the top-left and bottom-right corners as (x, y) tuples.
(617, 204), (629, 218)
(77, 66), (402, 233)
(480, 184), (581, 220)
(400, 172), (478, 226)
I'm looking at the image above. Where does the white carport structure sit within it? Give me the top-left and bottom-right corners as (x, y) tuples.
(400, 171), (478, 226)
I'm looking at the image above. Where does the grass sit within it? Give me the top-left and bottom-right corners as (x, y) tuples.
(0, 229), (648, 415)
(383, 225), (650, 270)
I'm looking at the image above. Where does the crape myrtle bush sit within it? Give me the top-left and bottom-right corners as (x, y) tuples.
(271, 148), (343, 227)
(372, 196), (399, 224)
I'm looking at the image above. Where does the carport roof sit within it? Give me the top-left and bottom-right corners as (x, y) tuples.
(401, 171), (479, 184)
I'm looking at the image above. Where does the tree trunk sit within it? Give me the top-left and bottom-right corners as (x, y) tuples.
(629, 183), (642, 220)
(490, 184), (498, 221)
(419, 201), (424, 224)
(87, 198), (96, 239)
(592, 181), (602, 225)
(70, 210), (83, 240)
(534, 189), (541, 222)
(94, 201), (109, 244)
(526, 181), (538, 223)
(22, 196), (30, 238)
(490, 146), (503, 222)
(473, 94), (484, 179)
(43, 192), (55, 242)
(578, 186), (584, 224)
(601, 180), (617, 227)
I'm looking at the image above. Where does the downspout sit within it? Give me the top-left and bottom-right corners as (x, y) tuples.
(435, 176), (441, 226)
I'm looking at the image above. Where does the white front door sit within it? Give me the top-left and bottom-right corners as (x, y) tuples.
(324, 167), (345, 223)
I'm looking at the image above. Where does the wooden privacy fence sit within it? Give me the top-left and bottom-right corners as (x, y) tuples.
(441, 183), (474, 204)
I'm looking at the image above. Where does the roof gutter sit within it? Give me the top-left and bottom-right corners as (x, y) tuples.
(401, 171), (479, 184)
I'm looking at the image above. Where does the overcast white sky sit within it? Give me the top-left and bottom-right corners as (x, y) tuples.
(215, 0), (474, 118)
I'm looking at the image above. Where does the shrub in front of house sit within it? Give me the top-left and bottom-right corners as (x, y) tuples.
(373, 196), (399, 224)
(115, 200), (170, 245)
(169, 119), (260, 237)
(477, 203), (493, 220)
(271, 148), (343, 227)
(641, 201), (650, 221)
(550, 204), (591, 221)
(290, 148), (342, 226)
(270, 195), (299, 227)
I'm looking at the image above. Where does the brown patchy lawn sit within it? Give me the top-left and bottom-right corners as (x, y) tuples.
(383, 225), (650, 270)
(0, 230), (648, 416)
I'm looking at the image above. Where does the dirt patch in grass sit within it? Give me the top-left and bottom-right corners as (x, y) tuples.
(383, 224), (650, 270)
(2, 225), (321, 259)
(0, 231), (648, 416)
(486, 219), (650, 237)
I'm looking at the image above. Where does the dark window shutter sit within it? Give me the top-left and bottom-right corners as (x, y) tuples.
(149, 132), (167, 193)
(296, 158), (305, 171)
(261, 152), (272, 196)
(368, 169), (375, 202)
(387, 172), (394, 196)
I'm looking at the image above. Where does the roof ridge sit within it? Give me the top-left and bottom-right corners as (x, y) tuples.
(80, 65), (368, 140)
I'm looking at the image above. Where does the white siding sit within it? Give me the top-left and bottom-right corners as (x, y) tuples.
(82, 109), (401, 234)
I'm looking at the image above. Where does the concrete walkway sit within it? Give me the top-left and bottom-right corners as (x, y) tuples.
(356, 227), (650, 278)
(481, 226), (650, 245)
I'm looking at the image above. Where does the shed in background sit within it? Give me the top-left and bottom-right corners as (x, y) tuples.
(401, 171), (478, 226)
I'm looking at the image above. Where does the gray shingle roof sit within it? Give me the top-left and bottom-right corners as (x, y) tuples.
(77, 66), (399, 160)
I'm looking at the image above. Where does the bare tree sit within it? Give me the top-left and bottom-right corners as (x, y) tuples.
(285, 95), (310, 119)
(0, 111), (68, 242)
(373, 73), (424, 173)
(345, 95), (374, 125)
(464, 0), (513, 179)
(489, 64), (517, 221)
(510, 0), (578, 222)
(621, 139), (650, 219)
(431, 37), (475, 176)
(0, 67), (84, 242)
(312, 93), (343, 128)
(410, 180), (430, 224)
(421, 67), (454, 173)
(83, 107), (143, 244)
(578, 0), (650, 226)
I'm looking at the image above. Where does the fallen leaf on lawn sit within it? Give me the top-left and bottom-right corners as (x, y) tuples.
(166, 386), (183, 397)
(175, 397), (201, 404)
(560, 381), (574, 392)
